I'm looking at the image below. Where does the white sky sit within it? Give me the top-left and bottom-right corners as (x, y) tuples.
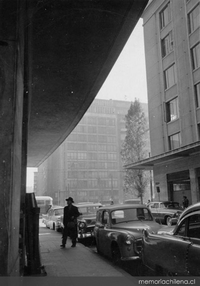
(96, 18), (147, 103)
(27, 18), (147, 188)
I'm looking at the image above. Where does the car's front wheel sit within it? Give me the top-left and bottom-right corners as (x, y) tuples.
(111, 244), (121, 266)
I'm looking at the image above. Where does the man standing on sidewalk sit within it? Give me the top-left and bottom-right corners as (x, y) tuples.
(60, 197), (81, 248)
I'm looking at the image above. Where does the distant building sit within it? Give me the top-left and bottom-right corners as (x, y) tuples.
(35, 99), (149, 204)
(128, 0), (200, 206)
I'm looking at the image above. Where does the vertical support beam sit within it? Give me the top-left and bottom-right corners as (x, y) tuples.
(189, 168), (198, 204)
(0, 0), (25, 276)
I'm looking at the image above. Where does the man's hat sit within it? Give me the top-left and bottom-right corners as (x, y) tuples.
(66, 197), (74, 203)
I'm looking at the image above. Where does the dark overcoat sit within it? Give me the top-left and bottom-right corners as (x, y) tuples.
(63, 204), (80, 227)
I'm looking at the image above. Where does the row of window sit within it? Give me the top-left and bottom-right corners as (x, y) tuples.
(67, 161), (118, 170)
(67, 134), (117, 143)
(68, 170), (118, 179)
(68, 179), (118, 189)
(87, 105), (115, 114)
(67, 142), (117, 152)
(160, 2), (199, 34)
(73, 125), (116, 135)
(66, 152), (118, 161)
(79, 116), (116, 126)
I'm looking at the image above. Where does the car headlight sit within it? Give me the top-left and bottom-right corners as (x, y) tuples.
(174, 211), (180, 218)
(125, 234), (133, 245)
(79, 222), (86, 229)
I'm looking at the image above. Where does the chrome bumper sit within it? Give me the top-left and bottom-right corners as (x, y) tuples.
(121, 256), (140, 261)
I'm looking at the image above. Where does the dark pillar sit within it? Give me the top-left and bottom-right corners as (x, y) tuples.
(0, 0), (26, 276)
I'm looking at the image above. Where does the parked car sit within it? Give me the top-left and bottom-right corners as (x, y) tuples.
(140, 202), (200, 276)
(148, 201), (183, 225)
(44, 205), (64, 232)
(58, 202), (102, 240)
(75, 202), (102, 240)
(94, 204), (161, 266)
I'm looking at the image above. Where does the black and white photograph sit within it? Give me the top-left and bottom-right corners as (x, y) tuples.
(0, 1), (200, 286)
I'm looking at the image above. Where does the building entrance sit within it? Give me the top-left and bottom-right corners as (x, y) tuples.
(167, 170), (191, 207)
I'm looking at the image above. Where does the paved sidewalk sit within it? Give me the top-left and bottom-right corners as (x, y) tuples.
(39, 226), (129, 277)
(38, 223), (138, 286)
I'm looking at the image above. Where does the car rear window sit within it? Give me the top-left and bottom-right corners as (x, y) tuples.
(78, 206), (99, 215)
(164, 202), (180, 209)
(111, 208), (153, 224)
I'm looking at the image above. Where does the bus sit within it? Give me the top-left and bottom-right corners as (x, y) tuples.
(35, 196), (53, 216)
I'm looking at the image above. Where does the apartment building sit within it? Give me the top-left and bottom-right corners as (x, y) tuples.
(127, 0), (200, 206)
(35, 99), (149, 205)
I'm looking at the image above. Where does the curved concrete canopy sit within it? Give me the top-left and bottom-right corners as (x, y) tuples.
(27, 0), (148, 167)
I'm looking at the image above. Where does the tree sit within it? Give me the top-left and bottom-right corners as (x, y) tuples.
(121, 98), (149, 203)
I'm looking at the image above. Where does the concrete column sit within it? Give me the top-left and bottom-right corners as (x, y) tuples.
(189, 168), (198, 204)
(0, 0), (26, 276)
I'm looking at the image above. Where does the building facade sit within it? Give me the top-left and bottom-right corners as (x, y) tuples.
(134, 0), (200, 206)
(35, 99), (149, 205)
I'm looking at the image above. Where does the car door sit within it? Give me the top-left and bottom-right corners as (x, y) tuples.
(97, 210), (111, 256)
(186, 213), (200, 276)
(162, 219), (191, 275)
(146, 219), (191, 275)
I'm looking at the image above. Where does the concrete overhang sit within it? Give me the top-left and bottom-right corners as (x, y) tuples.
(27, 0), (148, 167)
(125, 142), (200, 170)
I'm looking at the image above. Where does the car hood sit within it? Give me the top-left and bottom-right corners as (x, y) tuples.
(79, 214), (96, 220)
(157, 225), (175, 235)
(113, 221), (161, 235)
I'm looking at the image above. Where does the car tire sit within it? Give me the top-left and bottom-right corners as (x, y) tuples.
(111, 244), (121, 266)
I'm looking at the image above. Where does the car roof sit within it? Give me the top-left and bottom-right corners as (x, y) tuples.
(97, 203), (148, 211)
(179, 202), (200, 220)
(149, 201), (179, 204)
(74, 203), (102, 208)
(51, 205), (63, 209)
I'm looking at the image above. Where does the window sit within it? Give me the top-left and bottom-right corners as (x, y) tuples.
(164, 64), (177, 89)
(176, 221), (186, 236)
(88, 126), (97, 133)
(88, 117), (97, 125)
(98, 126), (107, 134)
(88, 135), (97, 142)
(98, 118), (107, 125)
(166, 97), (179, 122)
(160, 3), (171, 29)
(188, 214), (200, 239)
(188, 4), (200, 33)
(169, 132), (181, 150)
(161, 31), (173, 57)
(195, 83), (200, 107)
(191, 43), (200, 70)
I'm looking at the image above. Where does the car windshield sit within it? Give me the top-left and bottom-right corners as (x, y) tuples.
(78, 205), (100, 215)
(54, 209), (63, 215)
(163, 202), (180, 209)
(111, 208), (153, 224)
